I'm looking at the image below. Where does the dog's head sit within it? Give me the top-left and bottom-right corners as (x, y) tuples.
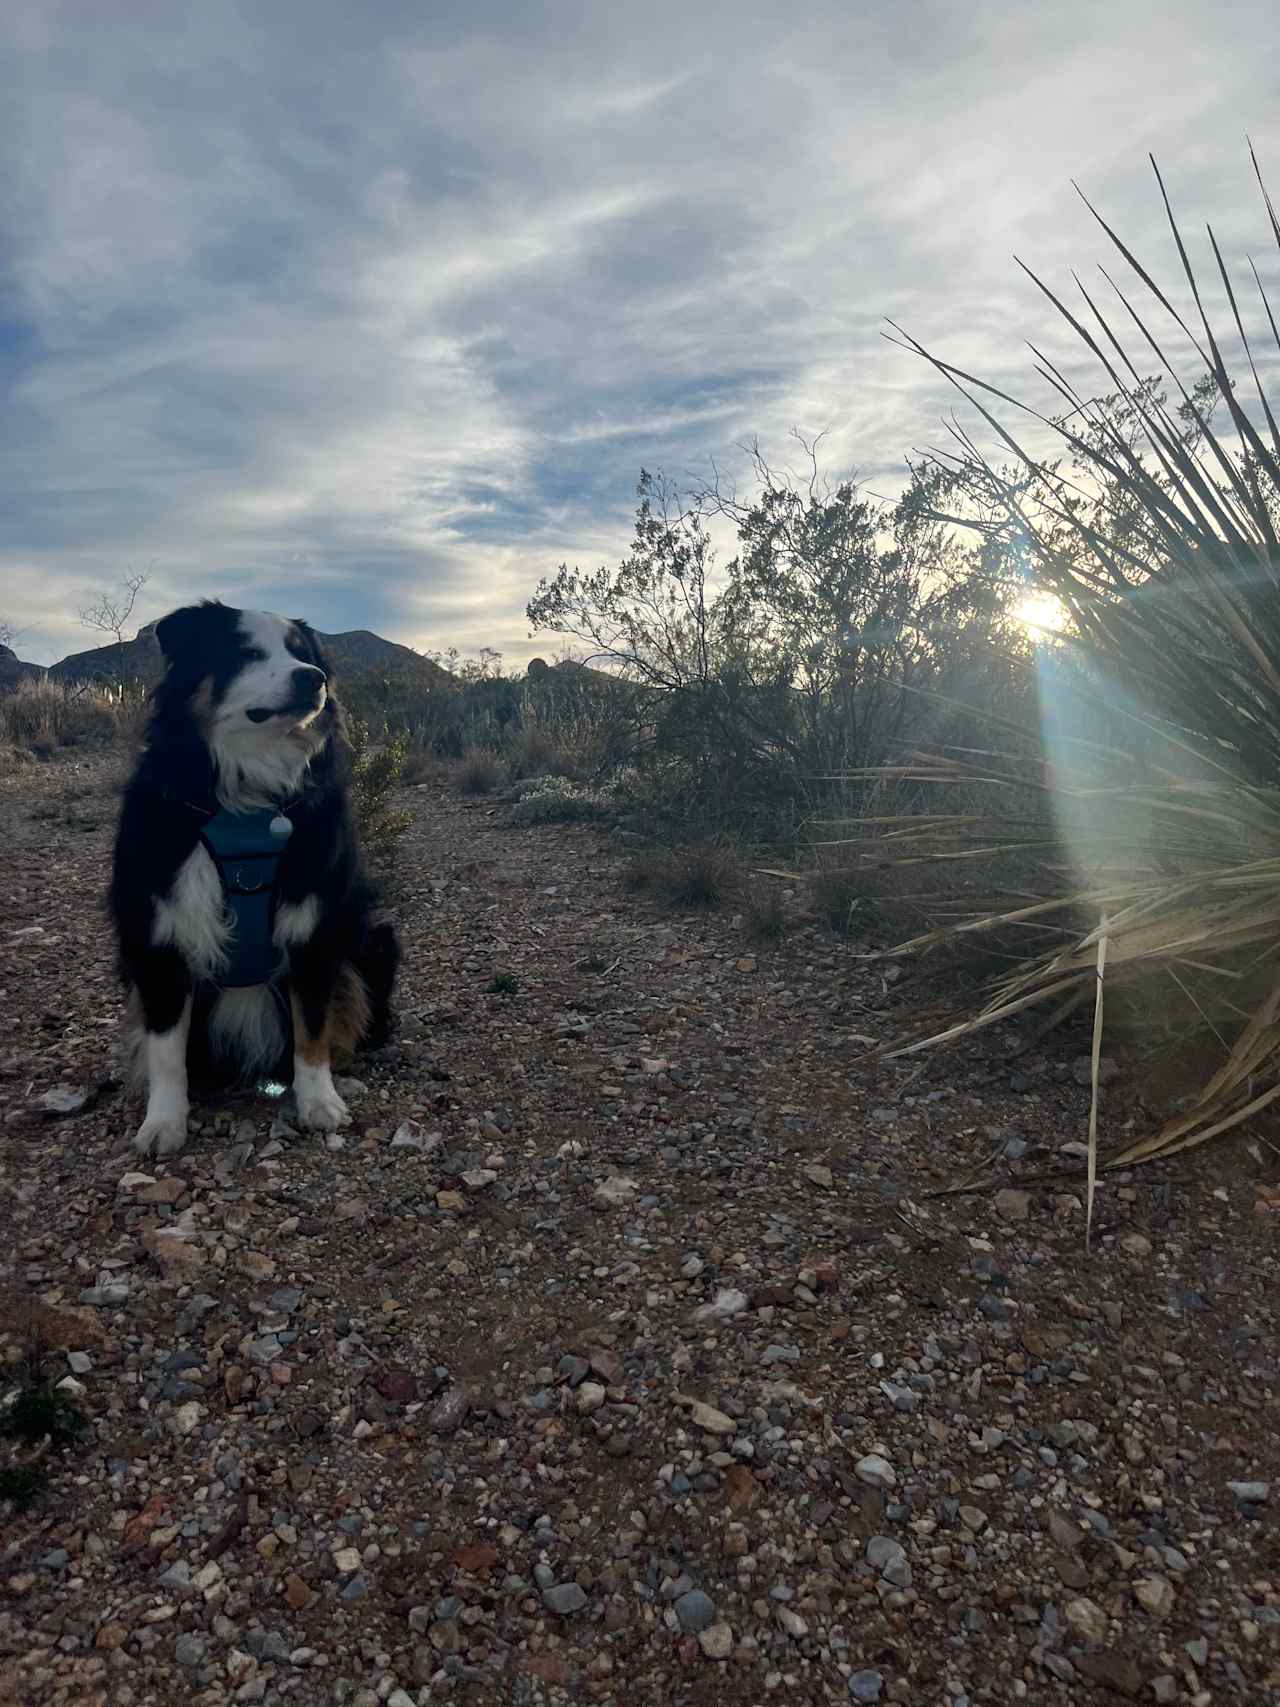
(151, 601), (340, 808)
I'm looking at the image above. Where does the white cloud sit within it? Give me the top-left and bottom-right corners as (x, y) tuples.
(0, 0), (1276, 664)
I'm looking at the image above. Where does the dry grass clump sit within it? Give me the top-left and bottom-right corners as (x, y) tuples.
(741, 879), (789, 943)
(0, 678), (133, 757)
(454, 749), (507, 796)
(625, 843), (744, 911)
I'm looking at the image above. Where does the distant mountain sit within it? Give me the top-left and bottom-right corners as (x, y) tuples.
(322, 629), (453, 685)
(0, 643), (43, 691)
(529, 655), (629, 689)
(3, 629), (611, 698)
(35, 624), (453, 690)
(44, 628), (161, 687)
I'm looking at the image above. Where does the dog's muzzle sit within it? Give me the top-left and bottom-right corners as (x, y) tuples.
(246, 667), (327, 723)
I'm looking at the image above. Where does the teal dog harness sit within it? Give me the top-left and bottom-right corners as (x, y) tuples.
(198, 807), (295, 988)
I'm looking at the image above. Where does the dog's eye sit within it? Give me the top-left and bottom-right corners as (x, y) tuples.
(244, 647), (269, 664)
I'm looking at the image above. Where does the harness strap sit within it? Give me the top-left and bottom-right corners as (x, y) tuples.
(198, 808), (295, 988)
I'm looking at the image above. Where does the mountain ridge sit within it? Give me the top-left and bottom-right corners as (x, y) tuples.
(1, 626), (454, 691)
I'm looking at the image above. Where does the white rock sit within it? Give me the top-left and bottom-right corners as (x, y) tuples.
(693, 1288), (750, 1322)
(593, 1175), (638, 1208)
(576, 1382), (607, 1414)
(117, 1172), (157, 1193)
(38, 1085), (89, 1116)
(677, 1397), (737, 1435)
(1064, 1597), (1107, 1643)
(171, 1401), (206, 1437)
(1227, 1480), (1270, 1503)
(698, 1623), (734, 1659)
(775, 1606), (808, 1638)
(1134, 1575), (1175, 1617)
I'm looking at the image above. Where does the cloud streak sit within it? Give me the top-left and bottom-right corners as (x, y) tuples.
(1, 0), (1277, 664)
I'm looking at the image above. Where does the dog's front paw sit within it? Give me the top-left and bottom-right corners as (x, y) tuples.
(134, 1114), (189, 1156)
(295, 1085), (351, 1132)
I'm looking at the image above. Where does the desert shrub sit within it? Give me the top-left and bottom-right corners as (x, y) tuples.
(527, 466), (1027, 841)
(614, 747), (809, 843)
(516, 665), (646, 775)
(742, 880), (788, 943)
(1, 1349), (87, 1512)
(347, 720), (412, 860)
(504, 775), (614, 826)
(805, 858), (869, 936)
(0, 678), (132, 754)
(400, 744), (447, 787)
(503, 721), (581, 782)
(454, 748), (506, 796)
(625, 843), (743, 910)
(2, 1382), (86, 1448)
(341, 662), (460, 749)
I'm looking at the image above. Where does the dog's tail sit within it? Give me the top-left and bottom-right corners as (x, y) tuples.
(355, 918), (400, 1050)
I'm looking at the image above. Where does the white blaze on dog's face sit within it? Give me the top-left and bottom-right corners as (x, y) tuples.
(216, 609), (328, 729)
(154, 602), (335, 810)
(211, 611), (330, 807)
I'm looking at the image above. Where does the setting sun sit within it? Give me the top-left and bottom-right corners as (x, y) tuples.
(1013, 589), (1069, 638)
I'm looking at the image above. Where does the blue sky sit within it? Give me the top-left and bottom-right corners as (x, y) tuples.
(2, 0), (1277, 665)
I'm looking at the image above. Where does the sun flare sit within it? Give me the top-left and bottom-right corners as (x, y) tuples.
(1013, 589), (1068, 638)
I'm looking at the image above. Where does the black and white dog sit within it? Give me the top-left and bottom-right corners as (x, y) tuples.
(110, 601), (398, 1155)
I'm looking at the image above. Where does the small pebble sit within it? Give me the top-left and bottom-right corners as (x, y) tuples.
(674, 1589), (716, 1633)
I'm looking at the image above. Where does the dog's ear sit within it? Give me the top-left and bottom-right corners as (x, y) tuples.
(155, 602), (217, 666)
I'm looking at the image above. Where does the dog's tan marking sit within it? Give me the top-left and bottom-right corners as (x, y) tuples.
(290, 967), (370, 1064)
(291, 992), (333, 1066)
(332, 965), (371, 1059)
(290, 989), (352, 1132)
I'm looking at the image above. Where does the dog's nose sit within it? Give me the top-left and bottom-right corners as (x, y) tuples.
(291, 665), (326, 702)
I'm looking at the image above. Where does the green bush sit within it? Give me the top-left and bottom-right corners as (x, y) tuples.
(2, 1382), (86, 1447)
(347, 720), (412, 860)
(1, 1367), (86, 1512)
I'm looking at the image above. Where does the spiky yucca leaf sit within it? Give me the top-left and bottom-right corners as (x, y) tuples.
(861, 150), (1280, 1167)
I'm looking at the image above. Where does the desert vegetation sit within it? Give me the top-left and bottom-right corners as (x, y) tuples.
(6, 156), (1280, 1177)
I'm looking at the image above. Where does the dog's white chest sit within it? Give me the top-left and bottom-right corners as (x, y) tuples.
(150, 846), (231, 978)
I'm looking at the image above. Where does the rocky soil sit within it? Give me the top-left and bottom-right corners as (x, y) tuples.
(1, 755), (1278, 1706)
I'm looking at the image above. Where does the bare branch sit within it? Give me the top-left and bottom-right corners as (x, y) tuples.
(77, 570), (151, 693)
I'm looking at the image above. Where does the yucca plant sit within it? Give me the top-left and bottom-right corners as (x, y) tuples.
(827, 149), (1280, 1180)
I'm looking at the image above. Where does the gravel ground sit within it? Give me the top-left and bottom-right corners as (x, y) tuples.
(2, 755), (1279, 1706)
